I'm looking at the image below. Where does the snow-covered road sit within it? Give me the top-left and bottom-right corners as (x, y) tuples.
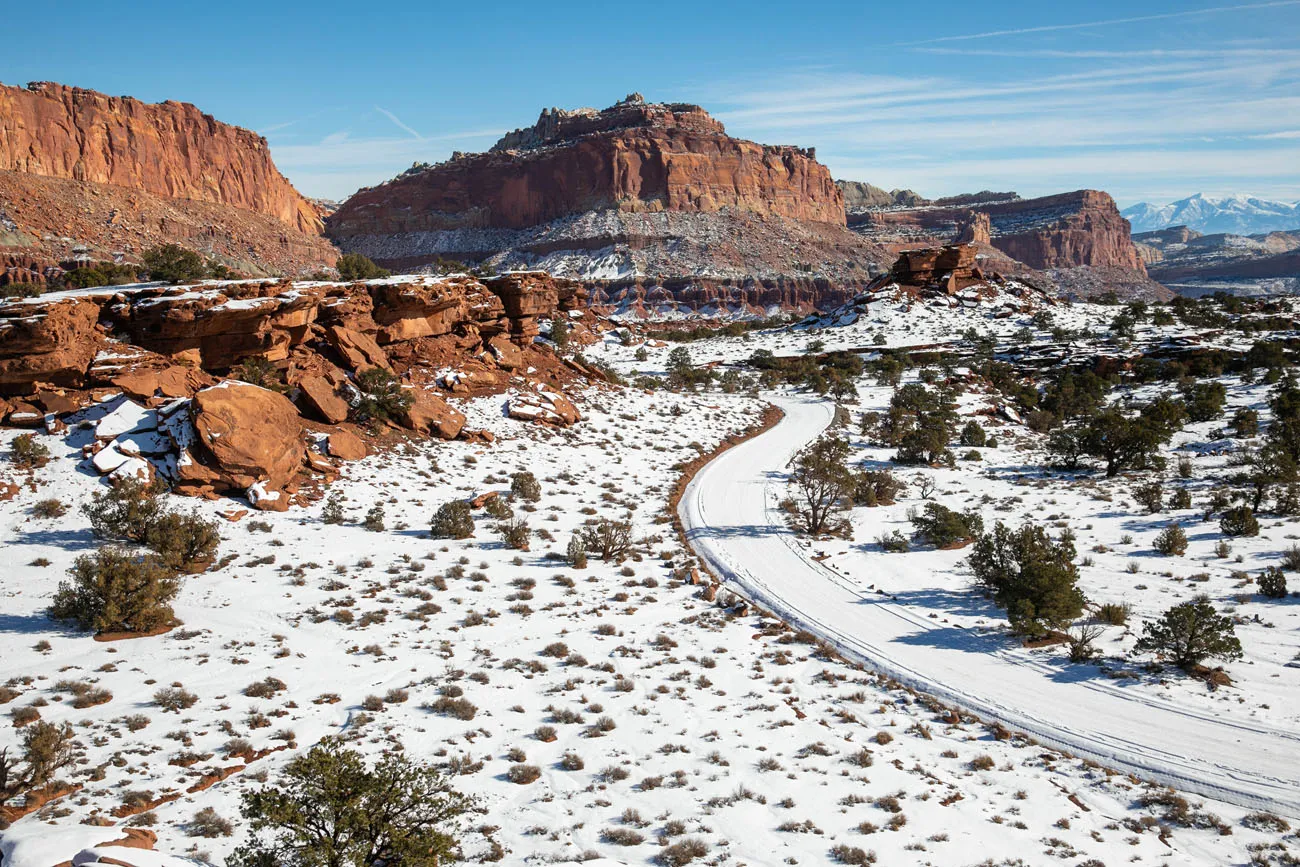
(680, 394), (1300, 815)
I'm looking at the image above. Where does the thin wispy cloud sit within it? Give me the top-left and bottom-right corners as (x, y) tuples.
(893, 1), (1300, 47)
(375, 106), (423, 140)
(702, 33), (1300, 205)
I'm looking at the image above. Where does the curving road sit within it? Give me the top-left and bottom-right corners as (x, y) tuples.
(679, 394), (1300, 815)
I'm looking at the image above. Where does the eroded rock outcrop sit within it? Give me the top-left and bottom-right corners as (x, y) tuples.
(848, 189), (1146, 272)
(0, 272), (588, 399)
(3, 271), (599, 510)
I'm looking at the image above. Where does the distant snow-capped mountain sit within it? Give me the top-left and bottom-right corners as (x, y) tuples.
(1123, 194), (1300, 235)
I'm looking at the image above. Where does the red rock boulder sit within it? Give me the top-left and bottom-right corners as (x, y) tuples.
(181, 382), (304, 503)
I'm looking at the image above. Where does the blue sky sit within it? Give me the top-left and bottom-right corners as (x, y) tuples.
(4, 0), (1300, 206)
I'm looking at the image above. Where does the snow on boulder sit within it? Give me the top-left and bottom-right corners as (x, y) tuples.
(1, 826), (192, 867)
(398, 388), (466, 440)
(507, 382), (580, 426)
(176, 380), (304, 502)
(93, 398), (157, 440)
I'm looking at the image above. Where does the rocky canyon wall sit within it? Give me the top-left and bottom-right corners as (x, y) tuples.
(0, 81), (335, 283)
(0, 81), (321, 233)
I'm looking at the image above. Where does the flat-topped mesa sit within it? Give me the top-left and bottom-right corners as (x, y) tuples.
(0, 82), (321, 234)
(327, 96), (880, 313)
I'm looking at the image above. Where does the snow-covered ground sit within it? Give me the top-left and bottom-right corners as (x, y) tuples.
(4, 291), (1300, 865)
(681, 393), (1300, 814)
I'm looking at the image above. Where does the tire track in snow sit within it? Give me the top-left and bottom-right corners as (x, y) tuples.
(681, 394), (1300, 815)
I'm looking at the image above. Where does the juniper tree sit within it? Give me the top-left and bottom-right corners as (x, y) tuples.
(229, 738), (473, 867)
(1135, 595), (1242, 668)
(48, 547), (180, 634)
(968, 522), (1085, 636)
(790, 435), (855, 534)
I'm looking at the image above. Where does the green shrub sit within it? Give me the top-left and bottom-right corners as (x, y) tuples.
(1259, 567), (1288, 599)
(322, 492), (345, 525)
(1220, 506), (1260, 538)
(144, 510), (221, 572)
(1153, 523), (1188, 556)
(363, 503), (386, 532)
(510, 471), (542, 502)
(1169, 488), (1193, 510)
(48, 547), (180, 634)
(1097, 602), (1131, 626)
(1231, 408), (1259, 438)
(500, 519), (530, 551)
(431, 500), (474, 539)
(483, 496), (513, 520)
(852, 469), (905, 507)
(1135, 595), (1242, 667)
(959, 420), (987, 447)
(550, 317), (570, 350)
(32, 498), (67, 518)
(353, 368), (413, 422)
(233, 356), (286, 392)
(566, 535), (588, 568)
(64, 262), (140, 288)
(1181, 381), (1226, 422)
(1134, 481), (1164, 514)
(336, 253), (391, 281)
(578, 519), (634, 560)
(142, 244), (208, 283)
(878, 531), (910, 553)
(83, 477), (168, 543)
(10, 433), (50, 469)
(910, 502), (983, 548)
(969, 522), (1084, 636)
(228, 738), (471, 866)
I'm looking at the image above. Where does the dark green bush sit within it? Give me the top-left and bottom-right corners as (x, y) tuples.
(959, 420), (987, 447)
(353, 368), (413, 422)
(10, 433), (50, 469)
(48, 547), (180, 634)
(1220, 506), (1260, 538)
(431, 500), (474, 539)
(910, 502), (983, 548)
(1259, 567), (1288, 599)
(336, 253), (390, 281)
(142, 244), (208, 283)
(969, 522), (1084, 636)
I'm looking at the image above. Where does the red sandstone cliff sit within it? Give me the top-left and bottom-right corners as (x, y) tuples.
(0, 81), (321, 234)
(0, 81), (337, 283)
(326, 96), (880, 313)
(848, 189), (1146, 272)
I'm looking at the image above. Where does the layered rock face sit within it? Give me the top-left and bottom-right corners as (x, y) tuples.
(1, 82), (320, 233)
(1136, 226), (1300, 296)
(328, 95), (887, 314)
(848, 189), (1145, 271)
(0, 81), (336, 282)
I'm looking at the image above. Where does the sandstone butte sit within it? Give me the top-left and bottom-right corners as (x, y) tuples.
(330, 94), (846, 234)
(326, 94), (890, 314)
(0, 81), (336, 285)
(0, 271), (598, 506)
